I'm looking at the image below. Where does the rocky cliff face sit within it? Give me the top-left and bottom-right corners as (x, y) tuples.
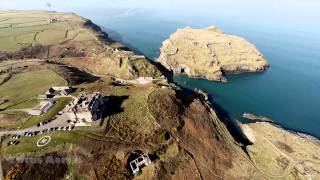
(157, 27), (269, 82)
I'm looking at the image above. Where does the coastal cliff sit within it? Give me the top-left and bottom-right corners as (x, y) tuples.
(157, 27), (269, 82)
(1, 11), (319, 180)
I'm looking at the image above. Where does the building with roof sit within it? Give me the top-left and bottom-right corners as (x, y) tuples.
(66, 92), (109, 126)
(45, 86), (73, 98)
(129, 154), (152, 175)
(28, 100), (55, 116)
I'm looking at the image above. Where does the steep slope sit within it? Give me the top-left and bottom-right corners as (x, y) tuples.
(147, 87), (255, 179)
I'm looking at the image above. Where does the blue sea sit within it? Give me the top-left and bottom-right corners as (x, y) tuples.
(1, 0), (320, 138)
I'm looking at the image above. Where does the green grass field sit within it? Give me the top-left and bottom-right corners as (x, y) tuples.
(8, 99), (40, 110)
(0, 11), (94, 52)
(0, 69), (67, 107)
(0, 73), (9, 83)
(1, 130), (86, 156)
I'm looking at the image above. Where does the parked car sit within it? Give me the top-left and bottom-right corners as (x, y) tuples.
(40, 122), (44, 126)
(7, 140), (19, 146)
(11, 135), (21, 139)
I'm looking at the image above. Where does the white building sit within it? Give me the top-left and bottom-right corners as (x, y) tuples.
(28, 100), (54, 116)
(129, 154), (151, 175)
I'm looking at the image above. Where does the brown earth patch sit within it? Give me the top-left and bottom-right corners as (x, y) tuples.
(276, 141), (294, 153)
(0, 44), (48, 61)
(3, 153), (68, 180)
(275, 156), (290, 169)
(148, 88), (239, 179)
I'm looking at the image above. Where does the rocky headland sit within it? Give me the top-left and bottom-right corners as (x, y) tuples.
(157, 26), (269, 82)
(0, 11), (319, 180)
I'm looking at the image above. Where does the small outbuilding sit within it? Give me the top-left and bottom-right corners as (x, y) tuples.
(28, 100), (55, 116)
(45, 86), (73, 98)
(129, 154), (152, 175)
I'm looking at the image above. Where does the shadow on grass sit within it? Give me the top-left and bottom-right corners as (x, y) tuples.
(99, 95), (129, 127)
(105, 95), (129, 116)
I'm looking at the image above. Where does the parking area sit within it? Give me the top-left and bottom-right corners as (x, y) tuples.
(0, 91), (107, 147)
(0, 104), (76, 143)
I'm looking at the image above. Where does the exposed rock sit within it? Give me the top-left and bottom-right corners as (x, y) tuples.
(194, 88), (209, 101)
(243, 113), (273, 122)
(239, 123), (256, 144)
(246, 122), (320, 179)
(157, 26), (269, 82)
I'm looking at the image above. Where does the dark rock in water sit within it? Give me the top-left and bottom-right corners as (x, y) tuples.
(194, 88), (209, 101)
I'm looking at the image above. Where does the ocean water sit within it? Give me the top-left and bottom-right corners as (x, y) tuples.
(1, 0), (320, 138)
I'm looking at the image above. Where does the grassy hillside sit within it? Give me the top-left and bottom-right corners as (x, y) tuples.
(0, 69), (67, 107)
(0, 11), (93, 52)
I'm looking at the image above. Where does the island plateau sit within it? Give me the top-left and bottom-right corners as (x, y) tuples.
(157, 27), (269, 82)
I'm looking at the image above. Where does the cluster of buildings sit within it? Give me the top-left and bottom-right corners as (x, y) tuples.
(29, 86), (109, 126)
(28, 87), (73, 116)
(48, 17), (59, 24)
(66, 92), (109, 125)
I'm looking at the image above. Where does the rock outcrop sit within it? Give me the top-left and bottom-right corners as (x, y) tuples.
(157, 26), (269, 82)
(244, 121), (320, 179)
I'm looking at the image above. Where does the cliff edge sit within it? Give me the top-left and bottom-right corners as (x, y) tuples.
(157, 27), (269, 82)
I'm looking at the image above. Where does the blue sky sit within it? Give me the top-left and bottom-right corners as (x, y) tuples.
(1, 0), (319, 34)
